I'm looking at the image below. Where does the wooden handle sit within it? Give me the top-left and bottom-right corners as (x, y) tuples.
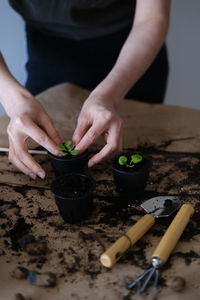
(0, 147), (47, 155)
(152, 204), (194, 264)
(100, 214), (155, 268)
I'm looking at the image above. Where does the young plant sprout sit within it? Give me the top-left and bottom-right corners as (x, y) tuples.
(57, 140), (79, 156)
(118, 154), (143, 168)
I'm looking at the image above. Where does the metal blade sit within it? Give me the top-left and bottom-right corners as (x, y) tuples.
(141, 196), (180, 218)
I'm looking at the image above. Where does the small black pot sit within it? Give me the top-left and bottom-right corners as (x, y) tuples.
(48, 150), (89, 175)
(51, 173), (95, 223)
(112, 155), (151, 196)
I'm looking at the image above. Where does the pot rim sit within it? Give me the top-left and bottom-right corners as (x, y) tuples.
(111, 155), (151, 175)
(111, 166), (147, 175)
(48, 149), (89, 162)
(51, 172), (96, 199)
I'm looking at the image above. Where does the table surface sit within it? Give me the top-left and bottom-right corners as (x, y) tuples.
(0, 83), (200, 300)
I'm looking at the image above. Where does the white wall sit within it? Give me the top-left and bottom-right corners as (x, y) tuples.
(0, 0), (27, 114)
(0, 0), (199, 115)
(165, 0), (200, 109)
(0, 2), (27, 82)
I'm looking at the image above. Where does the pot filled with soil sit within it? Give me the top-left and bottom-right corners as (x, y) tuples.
(51, 173), (95, 223)
(111, 153), (151, 196)
(48, 140), (89, 175)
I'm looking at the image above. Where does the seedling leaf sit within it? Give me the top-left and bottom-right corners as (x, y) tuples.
(71, 149), (79, 156)
(131, 154), (143, 164)
(64, 140), (73, 148)
(118, 155), (127, 165)
(61, 152), (68, 156)
(58, 140), (80, 156)
(57, 145), (66, 151)
(118, 153), (143, 168)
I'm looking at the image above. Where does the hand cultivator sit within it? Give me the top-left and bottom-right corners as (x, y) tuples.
(121, 204), (194, 299)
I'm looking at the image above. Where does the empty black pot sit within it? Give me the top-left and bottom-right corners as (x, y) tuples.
(51, 173), (95, 223)
(48, 150), (89, 175)
(112, 156), (151, 196)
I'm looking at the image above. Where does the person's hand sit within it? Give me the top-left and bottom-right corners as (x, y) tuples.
(6, 90), (61, 179)
(72, 93), (122, 167)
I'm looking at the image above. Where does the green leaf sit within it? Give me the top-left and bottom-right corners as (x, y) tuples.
(131, 154), (143, 164)
(57, 145), (66, 151)
(70, 149), (79, 156)
(128, 161), (135, 168)
(61, 152), (68, 156)
(64, 140), (73, 148)
(118, 155), (127, 165)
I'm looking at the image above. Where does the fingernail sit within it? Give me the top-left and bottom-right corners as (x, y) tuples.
(29, 172), (36, 180)
(54, 150), (61, 156)
(88, 161), (94, 168)
(37, 172), (45, 179)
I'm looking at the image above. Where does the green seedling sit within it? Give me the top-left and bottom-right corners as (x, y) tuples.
(57, 140), (79, 156)
(118, 154), (143, 168)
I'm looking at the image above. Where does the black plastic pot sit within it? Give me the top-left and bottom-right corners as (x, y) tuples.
(51, 173), (95, 223)
(112, 155), (151, 196)
(48, 150), (89, 175)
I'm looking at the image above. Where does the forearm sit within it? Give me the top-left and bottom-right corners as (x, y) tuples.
(0, 52), (31, 116)
(93, 20), (168, 107)
(92, 2), (170, 108)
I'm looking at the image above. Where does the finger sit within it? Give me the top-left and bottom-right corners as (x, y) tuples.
(8, 138), (36, 178)
(21, 118), (60, 155)
(9, 153), (37, 179)
(9, 135), (46, 178)
(105, 118), (122, 150)
(88, 137), (122, 167)
(72, 117), (91, 146)
(39, 116), (62, 145)
(88, 144), (118, 167)
(88, 121), (122, 167)
(74, 120), (107, 152)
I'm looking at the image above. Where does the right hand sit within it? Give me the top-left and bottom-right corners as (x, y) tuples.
(6, 90), (61, 179)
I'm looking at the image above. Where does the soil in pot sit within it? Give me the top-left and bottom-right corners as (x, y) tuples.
(111, 153), (151, 197)
(48, 150), (89, 175)
(51, 173), (95, 223)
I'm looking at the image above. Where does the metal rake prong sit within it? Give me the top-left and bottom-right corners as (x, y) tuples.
(119, 271), (144, 290)
(139, 267), (157, 293)
(129, 267), (154, 289)
(148, 269), (160, 300)
(121, 267), (154, 290)
(119, 266), (160, 298)
(119, 272), (129, 288)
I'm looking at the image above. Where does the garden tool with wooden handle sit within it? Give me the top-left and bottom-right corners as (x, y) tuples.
(100, 195), (180, 268)
(122, 203), (194, 298)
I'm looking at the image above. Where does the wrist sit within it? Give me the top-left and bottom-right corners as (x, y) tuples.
(0, 80), (32, 117)
(91, 67), (135, 109)
(91, 82), (124, 111)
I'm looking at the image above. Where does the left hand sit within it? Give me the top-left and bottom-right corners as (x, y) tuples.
(72, 94), (122, 167)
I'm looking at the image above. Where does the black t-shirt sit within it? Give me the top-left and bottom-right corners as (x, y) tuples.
(9, 0), (136, 40)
